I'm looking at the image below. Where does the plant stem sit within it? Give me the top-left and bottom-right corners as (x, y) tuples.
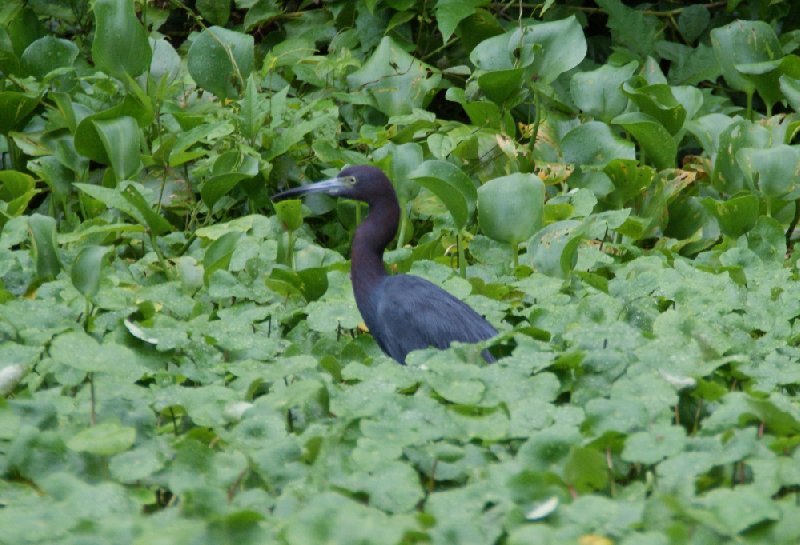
(787, 199), (800, 250)
(746, 90), (753, 121)
(457, 230), (466, 278)
(287, 229), (295, 271)
(89, 372), (96, 426)
(512, 241), (519, 269)
(396, 204), (408, 250)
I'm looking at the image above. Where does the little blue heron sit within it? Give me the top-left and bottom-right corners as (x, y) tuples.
(272, 165), (497, 364)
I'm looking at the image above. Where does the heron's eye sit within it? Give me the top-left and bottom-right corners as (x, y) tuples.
(343, 176), (357, 186)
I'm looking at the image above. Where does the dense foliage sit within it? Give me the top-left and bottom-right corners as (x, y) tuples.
(2, 0), (800, 543)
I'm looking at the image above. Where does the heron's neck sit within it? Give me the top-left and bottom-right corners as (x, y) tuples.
(351, 197), (399, 300)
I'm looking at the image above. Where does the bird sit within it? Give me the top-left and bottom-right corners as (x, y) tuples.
(272, 165), (497, 364)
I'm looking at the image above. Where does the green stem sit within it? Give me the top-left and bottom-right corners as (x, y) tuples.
(786, 199), (800, 250)
(746, 90), (753, 121)
(512, 241), (519, 269)
(396, 204), (408, 250)
(287, 229), (295, 271)
(457, 230), (466, 279)
(89, 372), (96, 426)
(530, 85), (541, 154)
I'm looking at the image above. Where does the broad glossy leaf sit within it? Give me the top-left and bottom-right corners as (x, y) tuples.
(373, 142), (423, 204)
(66, 422), (136, 456)
(20, 36), (78, 78)
(196, 0), (230, 25)
(622, 78), (686, 135)
(203, 231), (241, 285)
(187, 26), (254, 99)
(147, 37), (180, 83)
(478, 173), (544, 244)
(74, 97), (154, 163)
(347, 36), (441, 117)
(274, 200), (303, 232)
(92, 0), (151, 79)
(0, 91), (39, 134)
(701, 194), (759, 238)
(603, 159), (656, 208)
(435, 0), (489, 43)
(70, 245), (111, 299)
(712, 120), (770, 194)
(512, 16), (586, 84)
(562, 121), (635, 167)
(736, 145), (800, 199)
(201, 151), (259, 210)
(28, 214), (61, 282)
(571, 61), (638, 122)
(120, 184), (174, 236)
(678, 4), (710, 44)
(50, 330), (144, 375)
(612, 112), (677, 170)
(92, 117), (142, 181)
(0, 170), (37, 224)
(527, 220), (583, 278)
(711, 20), (781, 100)
(409, 160), (477, 229)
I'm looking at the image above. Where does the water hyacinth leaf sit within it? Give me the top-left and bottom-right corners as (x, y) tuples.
(187, 26), (254, 99)
(147, 37), (181, 83)
(621, 78), (687, 135)
(29, 214), (61, 282)
(712, 119), (770, 195)
(50, 330), (143, 375)
(0, 91), (40, 134)
(710, 20), (782, 107)
(562, 121), (636, 167)
(478, 173), (545, 244)
(513, 16), (586, 84)
(603, 159), (656, 209)
(476, 68), (527, 104)
(612, 112), (677, 170)
(435, 0), (490, 43)
(196, 0), (230, 25)
(120, 184), (174, 236)
(373, 142), (423, 204)
(701, 194), (759, 238)
(274, 200), (303, 232)
(571, 61), (638, 122)
(66, 422), (136, 456)
(0, 170), (37, 225)
(20, 36), (78, 78)
(201, 151), (259, 210)
(527, 220), (583, 278)
(203, 231), (241, 284)
(91, 0), (152, 79)
(71, 245), (111, 300)
(736, 145), (800, 199)
(409, 160), (476, 229)
(347, 36), (442, 117)
(92, 117), (142, 181)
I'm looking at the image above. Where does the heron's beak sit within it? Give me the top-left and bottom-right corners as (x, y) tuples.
(272, 178), (349, 202)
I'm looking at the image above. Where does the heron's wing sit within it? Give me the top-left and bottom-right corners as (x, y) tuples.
(374, 275), (496, 363)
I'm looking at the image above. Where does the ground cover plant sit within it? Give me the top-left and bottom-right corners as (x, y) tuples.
(2, 0), (800, 543)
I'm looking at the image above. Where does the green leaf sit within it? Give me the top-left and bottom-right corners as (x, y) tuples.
(478, 173), (545, 244)
(70, 245), (111, 300)
(564, 446), (609, 492)
(274, 200), (303, 232)
(92, 0), (151, 79)
(347, 36), (442, 117)
(701, 194), (760, 238)
(603, 159), (656, 209)
(571, 61), (638, 123)
(50, 330), (144, 376)
(435, 0), (489, 43)
(736, 145), (800, 199)
(562, 121), (636, 167)
(611, 112), (677, 170)
(20, 36), (78, 78)
(187, 26), (254, 99)
(677, 4), (710, 44)
(527, 220), (583, 278)
(711, 20), (782, 106)
(203, 231), (241, 285)
(621, 78), (687, 135)
(0, 91), (40, 134)
(201, 151), (259, 210)
(92, 117), (142, 181)
(66, 422), (136, 456)
(516, 16), (586, 84)
(622, 424), (687, 464)
(0, 170), (37, 225)
(120, 184), (174, 236)
(196, 0), (230, 25)
(28, 214), (61, 282)
(409, 160), (477, 229)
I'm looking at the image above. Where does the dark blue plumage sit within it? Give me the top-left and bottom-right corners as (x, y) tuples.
(273, 165), (496, 364)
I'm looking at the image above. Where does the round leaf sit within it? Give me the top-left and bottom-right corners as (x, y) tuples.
(527, 220), (583, 278)
(187, 26), (254, 100)
(20, 36), (78, 78)
(66, 422), (136, 456)
(736, 145), (800, 199)
(409, 160), (477, 229)
(478, 173), (544, 244)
